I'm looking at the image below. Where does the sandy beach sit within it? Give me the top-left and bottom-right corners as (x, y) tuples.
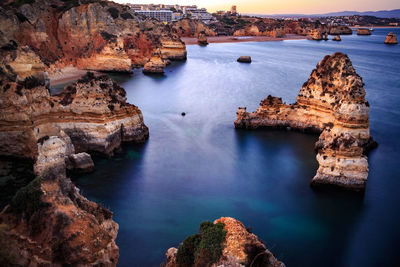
(182, 34), (307, 45)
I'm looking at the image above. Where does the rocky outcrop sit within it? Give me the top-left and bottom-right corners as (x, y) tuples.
(197, 32), (208, 46)
(160, 38), (187, 61)
(385, 32), (398, 44)
(0, 135), (119, 266)
(165, 217), (284, 267)
(237, 56), (252, 63)
(308, 29), (328, 40)
(0, 0), (187, 73)
(235, 52), (376, 191)
(143, 49), (166, 74)
(332, 35), (342, 41)
(357, 28), (371, 35)
(172, 19), (217, 38)
(66, 152), (95, 173)
(0, 45), (149, 265)
(328, 26), (352, 35)
(0, 62), (149, 158)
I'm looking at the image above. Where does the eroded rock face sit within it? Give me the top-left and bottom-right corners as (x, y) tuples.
(357, 28), (371, 35)
(143, 50), (166, 74)
(385, 32), (398, 44)
(0, 136), (119, 266)
(328, 26), (352, 35)
(0, 45), (149, 264)
(197, 32), (208, 46)
(235, 52), (376, 190)
(67, 152), (95, 173)
(0, 0), (187, 73)
(0, 69), (148, 158)
(165, 217), (284, 267)
(171, 19), (217, 38)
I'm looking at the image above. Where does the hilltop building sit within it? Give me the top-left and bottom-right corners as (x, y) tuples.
(126, 3), (214, 23)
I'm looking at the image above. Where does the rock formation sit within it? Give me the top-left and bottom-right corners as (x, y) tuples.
(0, 42), (149, 265)
(332, 35), (342, 41)
(0, 0), (187, 74)
(143, 49), (167, 74)
(308, 29), (328, 40)
(165, 217), (284, 267)
(357, 28), (371, 35)
(328, 26), (352, 35)
(171, 19), (217, 38)
(237, 56), (252, 63)
(66, 152), (95, 173)
(197, 31), (208, 46)
(235, 52), (376, 190)
(385, 32), (398, 44)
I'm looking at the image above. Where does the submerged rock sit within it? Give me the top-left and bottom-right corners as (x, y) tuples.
(235, 52), (376, 191)
(164, 217), (284, 267)
(385, 32), (398, 44)
(357, 28), (371, 35)
(237, 56), (252, 63)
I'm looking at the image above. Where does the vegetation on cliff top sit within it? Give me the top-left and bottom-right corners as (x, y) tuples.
(176, 221), (227, 267)
(10, 176), (47, 218)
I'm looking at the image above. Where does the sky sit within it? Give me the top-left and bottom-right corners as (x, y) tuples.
(113, 0), (399, 14)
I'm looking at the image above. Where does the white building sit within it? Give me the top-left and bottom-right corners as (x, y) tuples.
(135, 10), (173, 23)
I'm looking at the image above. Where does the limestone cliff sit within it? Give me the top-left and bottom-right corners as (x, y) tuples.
(385, 32), (398, 44)
(0, 0), (187, 73)
(235, 53), (376, 190)
(172, 19), (217, 38)
(0, 135), (119, 266)
(165, 217), (284, 267)
(0, 44), (149, 265)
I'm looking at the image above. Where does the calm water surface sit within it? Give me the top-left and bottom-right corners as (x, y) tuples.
(72, 29), (400, 266)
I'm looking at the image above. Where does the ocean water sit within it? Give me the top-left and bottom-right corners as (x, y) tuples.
(72, 28), (400, 266)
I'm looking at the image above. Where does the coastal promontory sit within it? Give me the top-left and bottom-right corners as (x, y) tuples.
(235, 52), (376, 190)
(164, 217), (284, 267)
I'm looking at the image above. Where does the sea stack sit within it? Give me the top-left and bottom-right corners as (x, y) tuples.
(197, 31), (209, 46)
(143, 49), (167, 74)
(385, 32), (398, 44)
(237, 56), (252, 63)
(235, 52), (376, 191)
(164, 217), (284, 267)
(332, 35), (342, 41)
(357, 28), (371, 35)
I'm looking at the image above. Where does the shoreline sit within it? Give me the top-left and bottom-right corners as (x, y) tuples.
(182, 34), (307, 45)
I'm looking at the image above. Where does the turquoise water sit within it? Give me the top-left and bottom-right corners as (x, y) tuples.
(73, 29), (400, 266)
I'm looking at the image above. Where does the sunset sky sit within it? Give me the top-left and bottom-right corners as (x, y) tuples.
(114, 0), (399, 14)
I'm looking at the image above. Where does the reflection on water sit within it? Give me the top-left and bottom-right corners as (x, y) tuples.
(73, 28), (400, 267)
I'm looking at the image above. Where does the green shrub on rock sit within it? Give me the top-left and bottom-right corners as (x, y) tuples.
(176, 221), (227, 267)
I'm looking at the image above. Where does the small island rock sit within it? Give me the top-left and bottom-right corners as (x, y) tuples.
(357, 28), (371, 35)
(237, 56), (252, 63)
(385, 32), (398, 44)
(332, 35), (342, 41)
